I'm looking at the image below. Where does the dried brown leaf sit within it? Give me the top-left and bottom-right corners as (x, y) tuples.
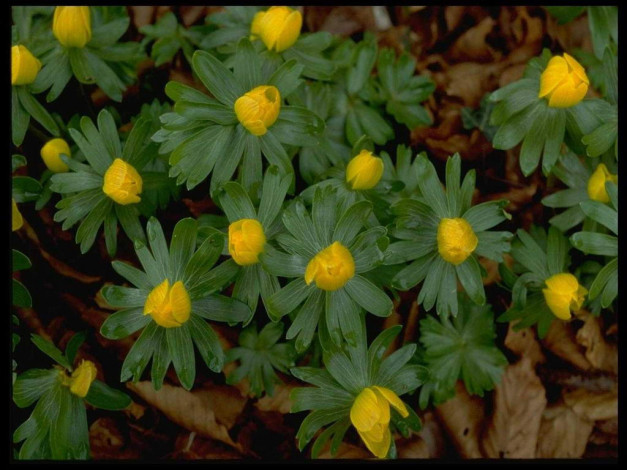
(127, 382), (248, 451)
(535, 404), (594, 458)
(575, 313), (618, 375)
(449, 17), (499, 62)
(542, 320), (592, 371)
(319, 442), (371, 459)
(397, 411), (445, 458)
(435, 381), (485, 458)
(504, 323), (546, 367)
(563, 389), (618, 422)
(254, 383), (295, 414)
(482, 357), (547, 458)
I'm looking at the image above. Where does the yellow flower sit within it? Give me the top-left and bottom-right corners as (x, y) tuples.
(437, 218), (478, 265)
(53, 6), (92, 48)
(102, 158), (143, 205)
(350, 386), (409, 459)
(587, 163), (617, 203)
(252, 6), (302, 52)
(12, 199), (23, 232)
(305, 241), (355, 291)
(234, 85), (281, 136)
(40, 138), (71, 173)
(228, 218), (266, 266)
(11, 45), (42, 86)
(538, 53), (589, 108)
(542, 273), (587, 320)
(65, 360), (97, 397)
(144, 279), (191, 328)
(346, 150), (384, 190)
(250, 10), (265, 39)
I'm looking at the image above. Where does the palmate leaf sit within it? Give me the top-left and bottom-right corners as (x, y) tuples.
(226, 322), (296, 397)
(419, 293), (507, 397)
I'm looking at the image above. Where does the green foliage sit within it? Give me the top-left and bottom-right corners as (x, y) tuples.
(498, 226), (579, 337)
(570, 183), (618, 308)
(417, 293), (508, 406)
(13, 333), (130, 460)
(100, 217), (251, 390)
(153, 38), (324, 194)
(389, 153), (512, 316)
(226, 322), (296, 397)
(140, 12), (209, 66)
(49, 109), (173, 255)
(542, 152), (616, 232)
(30, 6), (145, 103)
(261, 186), (392, 352)
(291, 323), (426, 458)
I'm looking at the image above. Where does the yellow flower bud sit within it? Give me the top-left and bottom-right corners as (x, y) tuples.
(12, 198), (23, 232)
(305, 241), (355, 291)
(144, 279), (191, 328)
(234, 85), (281, 136)
(228, 218), (266, 266)
(253, 6), (302, 52)
(66, 360), (97, 397)
(350, 386), (409, 459)
(542, 273), (587, 320)
(53, 6), (92, 48)
(346, 149), (384, 190)
(587, 163), (617, 203)
(437, 218), (478, 265)
(102, 159), (143, 205)
(250, 10), (265, 39)
(538, 53), (589, 108)
(40, 138), (71, 173)
(11, 45), (42, 86)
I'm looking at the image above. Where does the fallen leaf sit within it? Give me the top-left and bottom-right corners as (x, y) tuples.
(575, 313), (618, 375)
(255, 382), (295, 414)
(481, 357), (547, 458)
(449, 17), (499, 62)
(128, 382), (248, 452)
(504, 322), (546, 367)
(90, 417), (140, 459)
(319, 442), (371, 459)
(397, 411), (445, 458)
(171, 432), (242, 459)
(542, 320), (592, 371)
(435, 381), (485, 458)
(563, 389), (618, 422)
(535, 404), (593, 458)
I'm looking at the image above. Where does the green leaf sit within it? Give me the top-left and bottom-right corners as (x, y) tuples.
(65, 331), (87, 366)
(570, 232), (617, 257)
(12, 249), (31, 272)
(580, 200), (617, 235)
(333, 200), (372, 246)
(168, 218), (197, 282)
(30, 335), (71, 369)
(12, 176), (43, 203)
(192, 294), (251, 324)
(84, 379), (131, 410)
(16, 86), (60, 136)
(101, 307), (151, 340)
(345, 275), (393, 318)
(188, 315), (224, 373)
(12, 279), (32, 308)
(192, 50), (243, 107)
(420, 295), (507, 396)
(266, 278), (314, 321)
(13, 369), (58, 408)
(166, 323), (196, 390)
